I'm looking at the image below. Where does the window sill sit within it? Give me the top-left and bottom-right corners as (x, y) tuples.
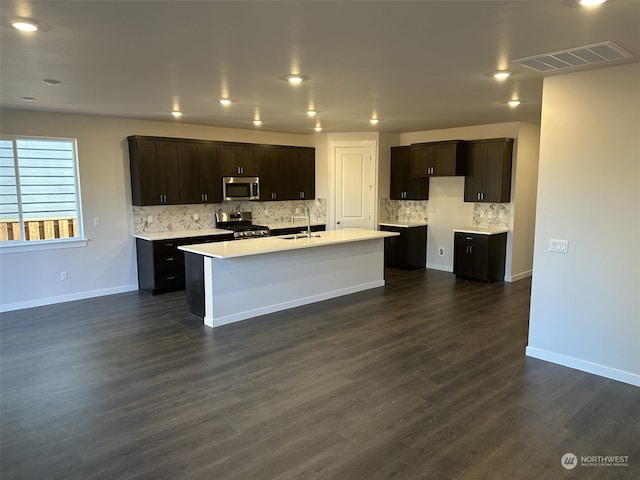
(0, 238), (88, 254)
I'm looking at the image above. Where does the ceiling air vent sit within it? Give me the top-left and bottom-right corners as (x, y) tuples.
(512, 41), (633, 73)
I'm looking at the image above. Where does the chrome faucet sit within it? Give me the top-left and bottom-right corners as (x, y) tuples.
(291, 202), (311, 238)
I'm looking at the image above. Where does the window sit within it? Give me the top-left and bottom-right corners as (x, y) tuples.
(0, 136), (84, 246)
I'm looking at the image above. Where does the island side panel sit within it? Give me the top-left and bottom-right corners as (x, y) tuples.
(203, 238), (385, 327)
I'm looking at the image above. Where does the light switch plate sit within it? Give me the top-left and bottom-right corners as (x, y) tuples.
(549, 239), (569, 253)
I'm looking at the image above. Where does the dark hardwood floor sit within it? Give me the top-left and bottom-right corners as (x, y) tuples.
(1, 268), (638, 480)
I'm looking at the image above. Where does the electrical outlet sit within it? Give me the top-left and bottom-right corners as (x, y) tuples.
(439, 247), (445, 256)
(60, 272), (68, 281)
(147, 215), (153, 224)
(193, 213), (199, 221)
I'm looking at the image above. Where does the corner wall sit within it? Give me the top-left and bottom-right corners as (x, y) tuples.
(527, 63), (640, 386)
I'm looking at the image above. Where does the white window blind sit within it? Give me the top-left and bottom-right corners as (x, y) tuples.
(0, 136), (84, 244)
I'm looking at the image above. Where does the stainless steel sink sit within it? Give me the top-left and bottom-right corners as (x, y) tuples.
(280, 234), (321, 240)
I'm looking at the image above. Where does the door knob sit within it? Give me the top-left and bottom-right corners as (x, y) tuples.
(337, 221), (341, 224)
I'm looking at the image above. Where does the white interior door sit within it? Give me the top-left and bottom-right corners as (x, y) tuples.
(334, 144), (376, 229)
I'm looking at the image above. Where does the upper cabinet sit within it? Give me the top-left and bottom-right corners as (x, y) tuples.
(464, 138), (513, 203)
(128, 136), (314, 206)
(390, 146), (429, 200)
(220, 144), (258, 176)
(410, 140), (466, 177)
(259, 146), (315, 201)
(129, 136), (222, 206)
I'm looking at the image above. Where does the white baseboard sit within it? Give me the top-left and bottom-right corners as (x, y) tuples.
(426, 263), (452, 273)
(208, 280), (385, 328)
(526, 346), (640, 387)
(505, 269), (532, 282)
(0, 284), (139, 313)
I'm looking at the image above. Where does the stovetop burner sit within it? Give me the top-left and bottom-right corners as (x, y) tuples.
(216, 211), (270, 239)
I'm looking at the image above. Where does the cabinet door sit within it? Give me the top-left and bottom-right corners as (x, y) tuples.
(237, 146), (258, 176)
(220, 145), (242, 176)
(199, 144), (222, 203)
(410, 144), (433, 177)
(432, 143), (458, 176)
(157, 143), (181, 204)
(258, 147), (285, 200)
(464, 143), (486, 202)
(391, 146), (428, 200)
(483, 141), (512, 203)
(453, 239), (472, 277)
(390, 146), (409, 199)
(178, 143), (202, 204)
(295, 148), (315, 200)
(131, 140), (161, 205)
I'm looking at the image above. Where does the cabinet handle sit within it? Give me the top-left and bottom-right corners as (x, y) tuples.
(166, 276), (175, 280)
(481, 192), (484, 200)
(205, 193), (208, 201)
(300, 191), (305, 199)
(166, 257), (174, 261)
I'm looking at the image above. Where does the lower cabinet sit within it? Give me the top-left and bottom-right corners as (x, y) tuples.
(136, 234), (233, 294)
(380, 225), (427, 270)
(453, 232), (507, 282)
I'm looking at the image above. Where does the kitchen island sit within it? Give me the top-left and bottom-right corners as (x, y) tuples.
(179, 228), (398, 328)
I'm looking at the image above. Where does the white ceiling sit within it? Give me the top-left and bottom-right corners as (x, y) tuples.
(1, 0), (639, 135)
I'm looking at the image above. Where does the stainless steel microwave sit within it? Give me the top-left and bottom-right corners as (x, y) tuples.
(222, 177), (260, 201)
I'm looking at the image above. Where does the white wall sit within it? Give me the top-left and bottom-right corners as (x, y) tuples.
(0, 109), (312, 311)
(527, 63), (640, 387)
(398, 122), (540, 279)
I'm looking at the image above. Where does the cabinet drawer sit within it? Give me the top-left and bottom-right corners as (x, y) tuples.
(455, 232), (488, 246)
(153, 240), (181, 255)
(155, 272), (185, 290)
(154, 253), (184, 272)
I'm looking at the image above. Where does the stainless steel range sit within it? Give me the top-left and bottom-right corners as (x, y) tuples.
(215, 211), (270, 240)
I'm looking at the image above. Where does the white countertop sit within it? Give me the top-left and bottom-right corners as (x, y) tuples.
(134, 228), (233, 241)
(453, 226), (509, 235)
(379, 222), (428, 228)
(179, 228), (398, 259)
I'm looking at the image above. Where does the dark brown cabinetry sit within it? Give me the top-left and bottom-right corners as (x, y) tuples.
(220, 144), (258, 176)
(453, 231), (507, 282)
(136, 234), (233, 295)
(129, 137), (181, 205)
(390, 146), (429, 200)
(464, 138), (513, 203)
(129, 136), (315, 205)
(410, 140), (466, 178)
(178, 143), (222, 204)
(129, 136), (222, 206)
(258, 146), (316, 201)
(380, 224), (427, 270)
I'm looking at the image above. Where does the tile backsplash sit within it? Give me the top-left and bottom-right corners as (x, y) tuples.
(472, 203), (510, 229)
(133, 198), (327, 234)
(379, 198), (510, 229)
(379, 199), (429, 224)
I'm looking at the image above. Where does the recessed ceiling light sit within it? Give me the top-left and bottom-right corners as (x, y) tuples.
(508, 100), (521, 107)
(580, 0), (606, 6)
(286, 74), (305, 84)
(253, 119), (262, 126)
(219, 98), (232, 106)
(42, 79), (61, 86)
(306, 110), (317, 116)
(11, 20), (38, 32)
(21, 96), (36, 102)
(370, 118), (379, 125)
(171, 111), (182, 118)
(314, 125), (322, 132)
(493, 71), (511, 80)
